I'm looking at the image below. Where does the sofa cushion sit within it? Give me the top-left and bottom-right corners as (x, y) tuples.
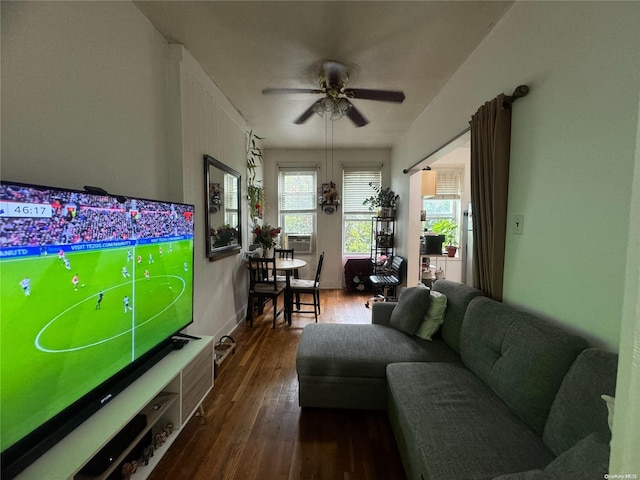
(546, 432), (610, 479)
(492, 471), (553, 480)
(296, 323), (459, 379)
(415, 290), (447, 341)
(460, 297), (589, 434)
(431, 279), (483, 352)
(493, 432), (610, 480)
(389, 286), (431, 334)
(387, 362), (555, 480)
(543, 348), (618, 456)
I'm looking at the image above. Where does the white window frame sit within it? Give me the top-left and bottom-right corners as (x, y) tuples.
(278, 168), (317, 252)
(224, 172), (238, 228)
(422, 167), (464, 244)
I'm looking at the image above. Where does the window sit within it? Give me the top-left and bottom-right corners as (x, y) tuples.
(422, 167), (463, 243)
(342, 167), (381, 254)
(224, 172), (238, 227)
(278, 169), (317, 250)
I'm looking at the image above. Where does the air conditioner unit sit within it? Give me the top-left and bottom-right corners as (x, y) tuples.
(284, 233), (313, 253)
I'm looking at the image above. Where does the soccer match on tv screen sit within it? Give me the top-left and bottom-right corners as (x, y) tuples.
(0, 181), (195, 454)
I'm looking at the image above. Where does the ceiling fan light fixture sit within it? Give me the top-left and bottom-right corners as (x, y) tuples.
(266, 60), (403, 127)
(337, 98), (351, 114)
(312, 100), (325, 117)
(320, 97), (334, 112)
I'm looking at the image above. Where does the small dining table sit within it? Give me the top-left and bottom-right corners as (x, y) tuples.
(275, 258), (307, 325)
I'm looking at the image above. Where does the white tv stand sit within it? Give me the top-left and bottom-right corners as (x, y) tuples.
(16, 336), (214, 480)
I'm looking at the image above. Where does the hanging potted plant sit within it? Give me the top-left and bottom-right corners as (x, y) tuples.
(247, 130), (265, 225)
(362, 182), (399, 217)
(432, 219), (459, 257)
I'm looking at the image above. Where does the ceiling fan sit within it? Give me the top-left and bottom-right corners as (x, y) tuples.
(262, 60), (405, 127)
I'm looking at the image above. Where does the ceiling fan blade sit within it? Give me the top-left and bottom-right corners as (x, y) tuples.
(293, 101), (320, 124)
(262, 87), (323, 95)
(345, 101), (368, 127)
(345, 88), (405, 103)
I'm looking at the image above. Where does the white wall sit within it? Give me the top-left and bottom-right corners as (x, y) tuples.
(392, 2), (640, 473)
(1, 1), (249, 341)
(1, 1), (171, 199)
(610, 88), (640, 478)
(263, 148), (391, 288)
(393, 1), (640, 352)
(169, 46), (249, 340)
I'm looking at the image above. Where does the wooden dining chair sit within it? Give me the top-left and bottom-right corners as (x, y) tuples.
(288, 252), (324, 323)
(274, 248), (299, 282)
(247, 257), (286, 328)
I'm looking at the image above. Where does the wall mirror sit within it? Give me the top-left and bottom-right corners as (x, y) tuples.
(204, 154), (242, 260)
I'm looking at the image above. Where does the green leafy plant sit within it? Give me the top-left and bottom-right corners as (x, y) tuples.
(247, 130), (265, 224)
(431, 219), (458, 246)
(362, 182), (399, 210)
(211, 224), (238, 248)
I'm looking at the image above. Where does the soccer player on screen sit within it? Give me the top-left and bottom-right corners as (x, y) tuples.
(95, 291), (104, 310)
(72, 274), (79, 291)
(122, 266), (130, 278)
(20, 277), (31, 296)
(144, 269), (150, 281)
(123, 295), (132, 313)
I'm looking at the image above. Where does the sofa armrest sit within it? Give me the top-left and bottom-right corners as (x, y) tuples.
(371, 302), (397, 326)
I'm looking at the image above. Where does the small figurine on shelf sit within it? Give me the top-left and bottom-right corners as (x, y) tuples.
(319, 182), (340, 205)
(162, 422), (173, 436)
(121, 460), (138, 480)
(142, 445), (154, 466)
(154, 431), (168, 449)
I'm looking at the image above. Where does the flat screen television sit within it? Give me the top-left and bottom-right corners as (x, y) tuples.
(0, 180), (195, 479)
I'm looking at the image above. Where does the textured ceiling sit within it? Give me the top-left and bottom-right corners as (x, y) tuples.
(135, 1), (512, 148)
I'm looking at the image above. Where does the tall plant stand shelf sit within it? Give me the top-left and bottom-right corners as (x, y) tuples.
(370, 216), (395, 274)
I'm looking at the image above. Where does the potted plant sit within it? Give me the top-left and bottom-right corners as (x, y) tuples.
(210, 224), (238, 248)
(247, 130), (265, 224)
(362, 182), (399, 217)
(431, 219), (458, 257)
(252, 223), (282, 257)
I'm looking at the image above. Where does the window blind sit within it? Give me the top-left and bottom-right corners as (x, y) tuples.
(224, 173), (238, 210)
(342, 168), (382, 212)
(434, 167), (463, 198)
(278, 169), (317, 211)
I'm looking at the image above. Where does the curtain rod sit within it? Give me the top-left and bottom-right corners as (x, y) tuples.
(402, 84), (529, 174)
(402, 127), (469, 174)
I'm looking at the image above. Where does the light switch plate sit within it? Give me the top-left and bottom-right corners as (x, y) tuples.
(514, 215), (524, 234)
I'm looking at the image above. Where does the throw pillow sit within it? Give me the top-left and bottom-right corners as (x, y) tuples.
(601, 394), (615, 434)
(414, 290), (447, 340)
(389, 286), (431, 335)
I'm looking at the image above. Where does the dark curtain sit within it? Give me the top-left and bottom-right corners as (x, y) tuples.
(470, 94), (512, 301)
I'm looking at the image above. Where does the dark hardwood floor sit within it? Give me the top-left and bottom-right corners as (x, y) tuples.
(148, 289), (407, 480)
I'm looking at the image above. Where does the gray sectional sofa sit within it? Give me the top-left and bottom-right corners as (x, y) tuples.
(295, 280), (618, 480)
